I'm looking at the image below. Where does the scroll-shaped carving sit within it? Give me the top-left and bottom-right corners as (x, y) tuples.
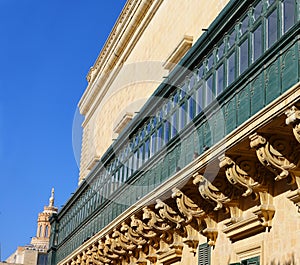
(219, 155), (266, 197)
(130, 215), (157, 239)
(142, 206), (171, 232)
(249, 133), (300, 183)
(111, 229), (136, 253)
(171, 187), (206, 224)
(285, 106), (300, 143)
(102, 235), (120, 260)
(155, 199), (185, 229)
(85, 244), (107, 265)
(130, 215), (159, 263)
(193, 172), (236, 211)
(120, 221), (147, 246)
(97, 239), (113, 264)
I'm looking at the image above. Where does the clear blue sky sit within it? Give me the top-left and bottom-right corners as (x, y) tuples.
(0, 0), (126, 260)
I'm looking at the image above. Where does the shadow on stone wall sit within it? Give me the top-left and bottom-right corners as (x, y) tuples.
(269, 253), (296, 265)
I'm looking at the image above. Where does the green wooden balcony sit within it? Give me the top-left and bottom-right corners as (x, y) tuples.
(48, 0), (300, 263)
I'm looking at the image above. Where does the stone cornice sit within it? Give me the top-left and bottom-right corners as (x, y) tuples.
(78, 0), (163, 124)
(58, 84), (300, 265)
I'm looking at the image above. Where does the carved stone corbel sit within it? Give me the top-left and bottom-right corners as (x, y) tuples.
(103, 234), (121, 261)
(142, 206), (171, 232)
(171, 188), (207, 252)
(171, 188), (207, 224)
(253, 191), (275, 229)
(155, 200), (184, 263)
(130, 215), (159, 264)
(112, 228), (136, 253)
(142, 207), (172, 255)
(249, 133), (300, 184)
(202, 215), (218, 246)
(285, 106), (300, 143)
(193, 172), (237, 211)
(155, 199), (185, 229)
(120, 222), (148, 265)
(120, 222), (146, 246)
(97, 239), (112, 264)
(219, 155), (267, 198)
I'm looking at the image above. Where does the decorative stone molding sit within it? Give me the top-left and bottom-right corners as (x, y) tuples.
(171, 187), (207, 224)
(223, 215), (265, 242)
(285, 105), (300, 143)
(163, 35), (194, 71)
(219, 155), (266, 198)
(193, 172), (238, 211)
(249, 133), (300, 184)
(202, 215), (218, 246)
(155, 199), (185, 229)
(253, 191), (275, 229)
(287, 188), (300, 212)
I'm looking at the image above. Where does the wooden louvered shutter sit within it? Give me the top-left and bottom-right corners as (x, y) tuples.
(198, 243), (211, 265)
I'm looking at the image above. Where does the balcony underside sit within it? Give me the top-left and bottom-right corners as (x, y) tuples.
(58, 83), (300, 265)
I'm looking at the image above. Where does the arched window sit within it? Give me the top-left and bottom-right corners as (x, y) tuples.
(45, 225), (49, 238)
(39, 225), (43, 238)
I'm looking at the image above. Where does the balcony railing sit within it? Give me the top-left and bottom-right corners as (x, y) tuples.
(48, 0), (300, 263)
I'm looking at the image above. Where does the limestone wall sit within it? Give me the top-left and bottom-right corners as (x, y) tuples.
(78, 0), (230, 183)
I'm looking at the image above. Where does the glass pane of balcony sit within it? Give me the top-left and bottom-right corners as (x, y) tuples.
(239, 38), (249, 74)
(284, 0), (295, 33)
(267, 8), (278, 48)
(253, 24), (262, 61)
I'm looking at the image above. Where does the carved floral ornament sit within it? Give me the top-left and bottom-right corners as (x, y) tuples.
(63, 129), (300, 265)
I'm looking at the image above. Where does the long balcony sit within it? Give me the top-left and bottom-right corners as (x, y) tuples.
(48, 0), (300, 263)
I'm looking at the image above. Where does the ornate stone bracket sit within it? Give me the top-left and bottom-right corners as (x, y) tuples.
(202, 215), (218, 246)
(253, 191), (275, 229)
(171, 188), (207, 252)
(285, 105), (300, 143)
(193, 172), (237, 211)
(142, 206), (171, 232)
(155, 199), (185, 229)
(219, 155), (266, 198)
(171, 187), (206, 224)
(249, 133), (299, 183)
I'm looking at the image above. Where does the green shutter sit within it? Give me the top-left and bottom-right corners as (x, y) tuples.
(242, 256), (260, 265)
(230, 256), (260, 265)
(198, 243), (211, 265)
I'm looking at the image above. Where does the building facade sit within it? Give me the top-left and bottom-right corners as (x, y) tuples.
(48, 0), (300, 264)
(6, 189), (58, 265)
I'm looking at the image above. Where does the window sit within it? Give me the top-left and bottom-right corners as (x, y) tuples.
(253, 24), (262, 61)
(42, 224), (47, 237)
(39, 225), (43, 238)
(198, 243), (211, 265)
(196, 84), (203, 115)
(179, 102), (187, 130)
(206, 75), (213, 106)
(283, 0), (295, 33)
(171, 111), (178, 138)
(240, 15), (249, 35)
(267, 8), (278, 48)
(227, 51), (236, 85)
(239, 38), (249, 74)
(230, 256), (260, 265)
(187, 96), (194, 122)
(163, 121), (170, 145)
(216, 63), (224, 95)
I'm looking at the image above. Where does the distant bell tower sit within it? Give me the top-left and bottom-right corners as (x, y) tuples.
(30, 188), (58, 251)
